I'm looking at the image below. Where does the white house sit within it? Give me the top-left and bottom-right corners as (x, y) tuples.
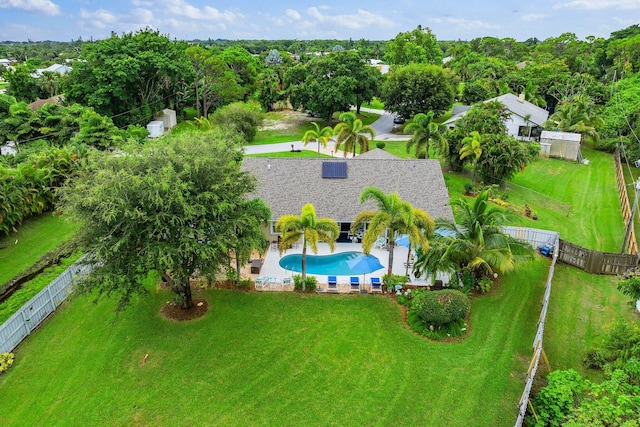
(444, 93), (549, 141)
(30, 63), (72, 78)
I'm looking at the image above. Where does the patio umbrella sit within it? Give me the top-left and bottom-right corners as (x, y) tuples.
(395, 234), (410, 248)
(347, 254), (385, 289)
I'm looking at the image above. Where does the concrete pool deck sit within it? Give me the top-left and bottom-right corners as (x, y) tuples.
(252, 241), (448, 292)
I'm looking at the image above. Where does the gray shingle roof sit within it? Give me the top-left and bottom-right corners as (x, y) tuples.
(444, 93), (549, 127)
(242, 152), (454, 223)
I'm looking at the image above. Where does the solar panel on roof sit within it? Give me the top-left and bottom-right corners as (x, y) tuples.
(321, 161), (347, 178)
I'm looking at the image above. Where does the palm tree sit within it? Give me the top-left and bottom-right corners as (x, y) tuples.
(544, 94), (603, 143)
(333, 112), (375, 158)
(275, 203), (340, 288)
(302, 122), (334, 157)
(351, 187), (435, 279)
(404, 111), (448, 159)
(459, 131), (483, 185)
(413, 191), (535, 283)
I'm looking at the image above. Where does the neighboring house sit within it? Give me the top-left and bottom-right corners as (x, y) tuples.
(242, 149), (454, 242)
(0, 58), (11, 68)
(369, 59), (389, 74)
(31, 63), (72, 78)
(27, 95), (64, 112)
(444, 93), (549, 141)
(539, 130), (582, 161)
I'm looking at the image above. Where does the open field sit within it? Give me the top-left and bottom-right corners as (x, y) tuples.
(0, 214), (78, 286)
(0, 257), (548, 426)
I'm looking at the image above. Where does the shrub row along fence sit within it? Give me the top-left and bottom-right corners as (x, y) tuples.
(614, 148), (639, 255)
(502, 227), (560, 427)
(0, 257), (92, 354)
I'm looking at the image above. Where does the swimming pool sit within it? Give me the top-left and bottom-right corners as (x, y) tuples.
(279, 251), (383, 276)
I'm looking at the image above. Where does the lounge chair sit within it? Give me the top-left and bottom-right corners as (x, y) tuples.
(370, 277), (382, 293)
(373, 237), (387, 249)
(254, 277), (269, 290)
(327, 276), (338, 292)
(350, 276), (360, 293)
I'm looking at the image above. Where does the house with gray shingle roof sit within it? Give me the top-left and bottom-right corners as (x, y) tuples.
(444, 93), (549, 142)
(242, 149), (454, 242)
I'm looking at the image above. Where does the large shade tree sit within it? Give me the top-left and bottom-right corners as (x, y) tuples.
(384, 25), (443, 66)
(64, 29), (193, 127)
(333, 111), (375, 157)
(58, 131), (266, 310)
(380, 63), (455, 119)
(352, 187), (435, 279)
(413, 191), (534, 284)
(275, 203), (339, 288)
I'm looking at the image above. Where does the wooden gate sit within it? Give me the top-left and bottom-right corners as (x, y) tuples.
(558, 239), (639, 275)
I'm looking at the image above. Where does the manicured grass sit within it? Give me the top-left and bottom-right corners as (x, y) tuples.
(543, 264), (640, 381)
(0, 213), (78, 286)
(0, 252), (81, 323)
(0, 258), (548, 426)
(508, 145), (624, 251)
(246, 151), (333, 158)
(252, 112), (380, 146)
(361, 97), (384, 110)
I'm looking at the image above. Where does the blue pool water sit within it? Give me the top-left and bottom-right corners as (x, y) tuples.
(279, 251), (383, 276)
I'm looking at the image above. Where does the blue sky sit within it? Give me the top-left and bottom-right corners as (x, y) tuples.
(0, 0), (638, 42)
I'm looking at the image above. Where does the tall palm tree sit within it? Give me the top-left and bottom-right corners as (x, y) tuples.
(275, 203), (339, 288)
(351, 187), (435, 279)
(404, 111), (448, 159)
(413, 191), (535, 283)
(459, 131), (483, 185)
(302, 122), (334, 157)
(544, 94), (603, 143)
(333, 111), (375, 158)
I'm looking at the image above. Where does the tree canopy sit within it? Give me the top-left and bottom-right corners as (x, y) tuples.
(380, 63), (454, 118)
(384, 25), (443, 66)
(58, 131), (268, 310)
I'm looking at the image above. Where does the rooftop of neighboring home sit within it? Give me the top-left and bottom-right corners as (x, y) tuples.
(30, 63), (72, 78)
(242, 149), (454, 223)
(444, 93), (549, 127)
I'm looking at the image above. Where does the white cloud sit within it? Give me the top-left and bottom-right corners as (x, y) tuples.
(521, 14), (546, 21)
(285, 9), (301, 20)
(553, 0), (640, 9)
(79, 8), (154, 31)
(131, 0), (153, 6)
(429, 17), (499, 30)
(0, 0), (60, 16)
(305, 7), (394, 30)
(156, 0), (240, 23)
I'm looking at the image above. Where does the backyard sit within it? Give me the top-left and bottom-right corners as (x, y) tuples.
(0, 258), (547, 426)
(1, 113), (639, 425)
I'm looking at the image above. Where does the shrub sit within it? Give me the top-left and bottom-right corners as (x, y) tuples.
(383, 274), (408, 293)
(410, 289), (470, 327)
(417, 149), (427, 159)
(617, 276), (640, 307)
(293, 274), (317, 292)
(0, 352), (14, 375)
(531, 369), (585, 427)
(209, 101), (262, 142)
(376, 141), (386, 150)
(475, 276), (492, 294)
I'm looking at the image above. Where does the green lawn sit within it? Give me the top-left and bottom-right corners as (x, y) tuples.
(361, 97), (384, 110)
(543, 264), (640, 382)
(0, 213), (78, 286)
(509, 145), (624, 251)
(0, 257), (547, 426)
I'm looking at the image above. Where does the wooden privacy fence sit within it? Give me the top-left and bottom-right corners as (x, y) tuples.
(0, 257), (92, 354)
(557, 239), (639, 275)
(614, 148), (639, 255)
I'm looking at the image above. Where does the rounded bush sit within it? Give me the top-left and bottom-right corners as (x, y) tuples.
(410, 289), (470, 327)
(376, 141), (386, 150)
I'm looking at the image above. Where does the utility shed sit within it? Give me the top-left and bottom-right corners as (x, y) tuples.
(158, 109), (177, 130)
(147, 121), (164, 138)
(540, 130), (582, 161)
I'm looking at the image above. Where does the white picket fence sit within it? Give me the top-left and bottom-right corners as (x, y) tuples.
(0, 257), (92, 353)
(503, 227), (559, 427)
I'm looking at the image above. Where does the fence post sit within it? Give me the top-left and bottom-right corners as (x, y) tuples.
(20, 309), (31, 335)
